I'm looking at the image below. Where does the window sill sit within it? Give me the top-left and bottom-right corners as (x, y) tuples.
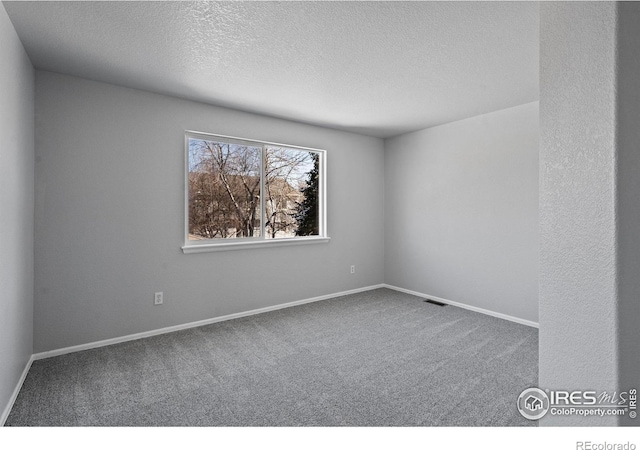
(182, 236), (331, 254)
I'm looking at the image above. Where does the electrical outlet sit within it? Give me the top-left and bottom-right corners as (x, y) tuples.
(154, 292), (163, 305)
(350, 265), (356, 274)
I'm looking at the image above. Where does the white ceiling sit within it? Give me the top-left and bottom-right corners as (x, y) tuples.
(4, 1), (539, 138)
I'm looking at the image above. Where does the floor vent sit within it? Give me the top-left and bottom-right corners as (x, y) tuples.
(424, 299), (447, 307)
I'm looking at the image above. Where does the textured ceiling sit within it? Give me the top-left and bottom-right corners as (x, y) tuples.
(4, 1), (539, 138)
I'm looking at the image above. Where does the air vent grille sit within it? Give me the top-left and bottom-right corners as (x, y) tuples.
(424, 299), (447, 307)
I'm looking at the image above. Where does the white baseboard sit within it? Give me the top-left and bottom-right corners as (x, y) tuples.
(27, 281), (535, 359)
(1, 355), (34, 427)
(383, 284), (539, 328)
(32, 284), (387, 361)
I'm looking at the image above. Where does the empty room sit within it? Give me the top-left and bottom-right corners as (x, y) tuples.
(1, 0), (639, 439)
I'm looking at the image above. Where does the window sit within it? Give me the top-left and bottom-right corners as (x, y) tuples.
(183, 131), (328, 253)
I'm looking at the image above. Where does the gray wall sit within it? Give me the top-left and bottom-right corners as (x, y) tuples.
(384, 102), (539, 324)
(0, 3), (34, 422)
(617, 1), (640, 427)
(540, 2), (635, 426)
(34, 71), (385, 353)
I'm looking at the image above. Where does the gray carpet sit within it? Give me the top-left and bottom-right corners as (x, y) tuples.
(6, 288), (538, 426)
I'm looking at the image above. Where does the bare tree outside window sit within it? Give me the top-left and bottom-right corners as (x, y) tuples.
(188, 139), (261, 239)
(187, 135), (322, 243)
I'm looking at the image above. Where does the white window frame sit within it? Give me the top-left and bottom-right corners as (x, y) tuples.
(182, 131), (329, 253)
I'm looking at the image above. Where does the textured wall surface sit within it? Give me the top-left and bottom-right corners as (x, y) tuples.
(384, 102), (539, 324)
(616, 2), (640, 427)
(0, 3), (34, 423)
(33, 71), (385, 353)
(539, 2), (619, 426)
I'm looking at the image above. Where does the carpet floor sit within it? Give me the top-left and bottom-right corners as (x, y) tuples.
(6, 288), (538, 426)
